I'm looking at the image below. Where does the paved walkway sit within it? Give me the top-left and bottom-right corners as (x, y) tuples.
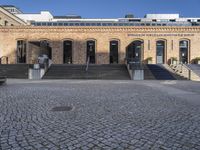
(0, 80), (200, 150)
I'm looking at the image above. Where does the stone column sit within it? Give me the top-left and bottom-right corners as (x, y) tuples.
(73, 40), (85, 64)
(96, 38), (109, 64)
(50, 41), (62, 64)
(119, 39), (129, 64)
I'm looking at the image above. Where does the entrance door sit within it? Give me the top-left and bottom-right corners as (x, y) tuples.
(126, 40), (142, 63)
(87, 40), (95, 64)
(110, 40), (118, 64)
(180, 40), (188, 64)
(63, 40), (72, 64)
(156, 41), (165, 64)
(40, 40), (52, 59)
(17, 40), (26, 63)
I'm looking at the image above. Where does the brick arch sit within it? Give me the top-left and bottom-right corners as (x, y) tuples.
(126, 39), (144, 63)
(61, 38), (74, 42)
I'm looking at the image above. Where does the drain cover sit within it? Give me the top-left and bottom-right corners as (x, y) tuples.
(51, 106), (73, 112)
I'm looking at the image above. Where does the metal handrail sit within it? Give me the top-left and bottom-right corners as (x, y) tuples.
(127, 59), (144, 70)
(86, 57), (90, 71)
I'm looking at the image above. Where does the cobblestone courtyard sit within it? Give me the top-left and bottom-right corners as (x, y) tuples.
(0, 80), (200, 150)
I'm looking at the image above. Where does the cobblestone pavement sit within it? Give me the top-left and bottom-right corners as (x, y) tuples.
(0, 80), (200, 150)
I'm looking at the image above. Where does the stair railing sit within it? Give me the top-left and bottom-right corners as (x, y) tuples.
(0, 56), (8, 64)
(86, 57), (90, 71)
(44, 58), (53, 73)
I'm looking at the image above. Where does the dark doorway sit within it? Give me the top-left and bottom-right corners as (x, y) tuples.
(126, 40), (143, 63)
(86, 40), (95, 64)
(17, 40), (26, 63)
(179, 40), (189, 64)
(110, 40), (119, 64)
(40, 40), (52, 59)
(63, 40), (72, 64)
(156, 40), (165, 64)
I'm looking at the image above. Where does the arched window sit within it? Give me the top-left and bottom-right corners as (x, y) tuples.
(156, 40), (165, 64)
(63, 40), (72, 64)
(179, 40), (189, 64)
(110, 40), (119, 64)
(126, 40), (143, 63)
(17, 40), (26, 63)
(86, 40), (96, 64)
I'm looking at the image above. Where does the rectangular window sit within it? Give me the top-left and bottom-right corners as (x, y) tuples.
(42, 22), (46, 26)
(58, 23), (63, 26)
(91, 23), (96, 26)
(170, 19), (176, 22)
(80, 23), (85, 26)
(36, 22), (41, 26)
(47, 22), (52, 26)
(53, 23), (57, 26)
(4, 20), (8, 26)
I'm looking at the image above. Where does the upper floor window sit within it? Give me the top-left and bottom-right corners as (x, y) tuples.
(4, 21), (8, 26)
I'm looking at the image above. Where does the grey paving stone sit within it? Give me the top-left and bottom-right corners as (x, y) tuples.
(0, 79), (200, 149)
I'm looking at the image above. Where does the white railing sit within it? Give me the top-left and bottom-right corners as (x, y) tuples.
(86, 57), (90, 71)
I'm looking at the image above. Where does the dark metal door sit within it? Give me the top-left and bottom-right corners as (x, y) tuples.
(110, 41), (118, 64)
(63, 41), (72, 64)
(87, 41), (95, 64)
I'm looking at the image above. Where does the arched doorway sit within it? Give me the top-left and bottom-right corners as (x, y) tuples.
(110, 40), (119, 64)
(156, 40), (165, 64)
(17, 40), (26, 63)
(63, 40), (72, 64)
(126, 40), (143, 63)
(179, 40), (189, 64)
(40, 40), (52, 59)
(86, 40), (96, 64)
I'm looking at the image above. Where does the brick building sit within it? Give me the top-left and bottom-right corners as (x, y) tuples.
(0, 5), (200, 65)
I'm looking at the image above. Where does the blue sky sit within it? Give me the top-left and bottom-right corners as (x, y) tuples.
(1, 0), (200, 18)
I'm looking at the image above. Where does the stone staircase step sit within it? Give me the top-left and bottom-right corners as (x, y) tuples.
(0, 64), (29, 79)
(43, 64), (130, 80)
(145, 64), (176, 80)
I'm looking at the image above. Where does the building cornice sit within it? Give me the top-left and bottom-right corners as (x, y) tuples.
(1, 26), (200, 33)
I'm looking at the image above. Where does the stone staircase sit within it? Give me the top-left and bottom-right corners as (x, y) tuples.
(0, 64), (29, 79)
(186, 64), (200, 77)
(170, 64), (200, 81)
(144, 64), (177, 80)
(43, 64), (131, 80)
(162, 64), (188, 80)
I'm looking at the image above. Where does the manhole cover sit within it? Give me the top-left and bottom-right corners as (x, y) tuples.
(51, 106), (73, 112)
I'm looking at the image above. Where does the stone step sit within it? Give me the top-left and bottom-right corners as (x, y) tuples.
(43, 64), (130, 80)
(0, 64), (29, 79)
(145, 64), (176, 80)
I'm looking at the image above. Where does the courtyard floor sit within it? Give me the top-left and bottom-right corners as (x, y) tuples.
(0, 79), (200, 150)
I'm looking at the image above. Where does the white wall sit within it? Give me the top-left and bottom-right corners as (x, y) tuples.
(16, 11), (53, 22)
